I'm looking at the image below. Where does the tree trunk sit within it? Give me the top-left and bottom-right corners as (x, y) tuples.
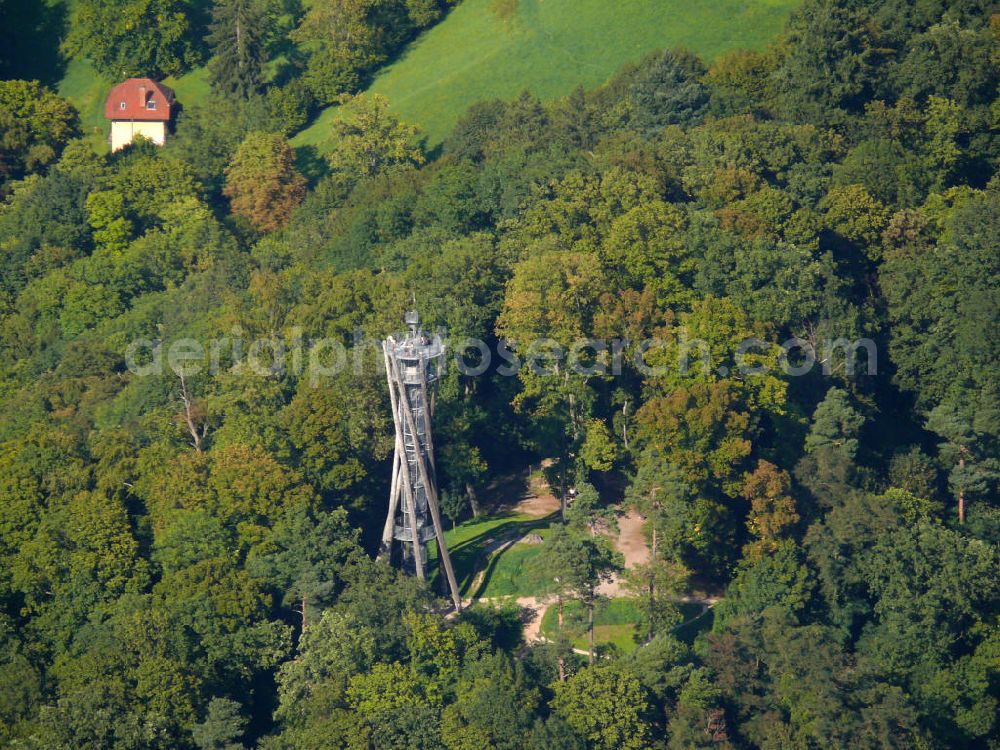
(588, 600), (595, 665)
(568, 388), (579, 442)
(647, 578), (656, 643)
(558, 656), (566, 682)
(622, 399), (629, 451)
(178, 373), (207, 452)
(301, 594), (307, 632)
(648, 526), (658, 641)
(558, 596), (564, 628)
(560, 453), (568, 523)
(958, 446), (966, 524)
(466, 481), (481, 518)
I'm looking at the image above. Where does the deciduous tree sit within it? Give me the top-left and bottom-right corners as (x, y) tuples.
(224, 132), (306, 233)
(0, 80), (78, 189)
(66, 0), (202, 79)
(741, 460), (799, 559)
(552, 663), (652, 750)
(497, 250), (610, 515)
(326, 93), (425, 181)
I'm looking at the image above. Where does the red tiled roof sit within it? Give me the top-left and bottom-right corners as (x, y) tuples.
(104, 78), (174, 122)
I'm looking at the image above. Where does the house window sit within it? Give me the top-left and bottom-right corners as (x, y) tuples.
(146, 99), (156, 110)
(119, 101), (126, 109)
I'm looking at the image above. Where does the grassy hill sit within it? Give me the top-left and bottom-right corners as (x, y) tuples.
(293, 0), (799, 150)
(52, 0), (797, 153)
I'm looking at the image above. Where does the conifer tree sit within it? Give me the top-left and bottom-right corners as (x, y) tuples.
(804, 387), (865, 459)
(207, 0), (267, 99)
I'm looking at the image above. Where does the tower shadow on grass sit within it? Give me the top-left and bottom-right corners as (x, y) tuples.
(427, 512), (557, 598)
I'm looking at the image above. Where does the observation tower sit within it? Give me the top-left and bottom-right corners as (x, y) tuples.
(380, 311), (461, 610)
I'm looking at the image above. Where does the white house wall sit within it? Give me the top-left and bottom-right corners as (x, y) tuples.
(110, 120), (167, 152)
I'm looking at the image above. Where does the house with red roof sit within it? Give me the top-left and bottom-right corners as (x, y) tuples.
(104, 78), (175, 152)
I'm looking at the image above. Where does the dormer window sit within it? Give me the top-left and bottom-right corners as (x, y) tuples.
(146, 98), (156, 110)
(119, 100), (126, 109)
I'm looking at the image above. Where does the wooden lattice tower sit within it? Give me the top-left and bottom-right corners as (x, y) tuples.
(380, 311), (462, 611)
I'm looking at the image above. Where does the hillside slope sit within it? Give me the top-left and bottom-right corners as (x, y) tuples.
(53, 0), (797, 153)
(293, 0), (799, 150)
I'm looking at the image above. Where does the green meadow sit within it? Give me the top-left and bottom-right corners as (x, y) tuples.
(540, 598), (709, 653)
(51, 0), (796, 152)
(426, 511), (558, 598)
(293, 0), (799, 149)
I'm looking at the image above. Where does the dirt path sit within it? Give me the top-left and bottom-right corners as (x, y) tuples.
(463, 479), (721, 648)
(466, 594), (549, 642)
(517, 596), (546, 642)
(510, 465), (560, 517)
(614, 510), (650, 569)
(592, 509), (650, 597)
(479, 462), (561, 518)
(490, 593), (720, 648)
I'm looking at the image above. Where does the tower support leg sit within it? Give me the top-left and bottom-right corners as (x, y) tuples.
(388, 353), (462, 612)
(379, 449), (401, 560)
(383, 346), (426, 580)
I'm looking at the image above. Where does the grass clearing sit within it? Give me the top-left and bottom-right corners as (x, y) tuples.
(57, 57), (108, 150)
(293, 0), (799, 150)
(426, 511), (558, 597)
(540, 597), (707, 653)
(541, 597), (647, 653)
(469, 535), (551, 598)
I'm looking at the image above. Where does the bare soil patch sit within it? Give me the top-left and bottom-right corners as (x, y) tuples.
(614, 510), (650, 569)
(479, 462), (561, 518)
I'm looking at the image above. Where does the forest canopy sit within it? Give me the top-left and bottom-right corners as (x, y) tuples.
(0, 0), (998, 748)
